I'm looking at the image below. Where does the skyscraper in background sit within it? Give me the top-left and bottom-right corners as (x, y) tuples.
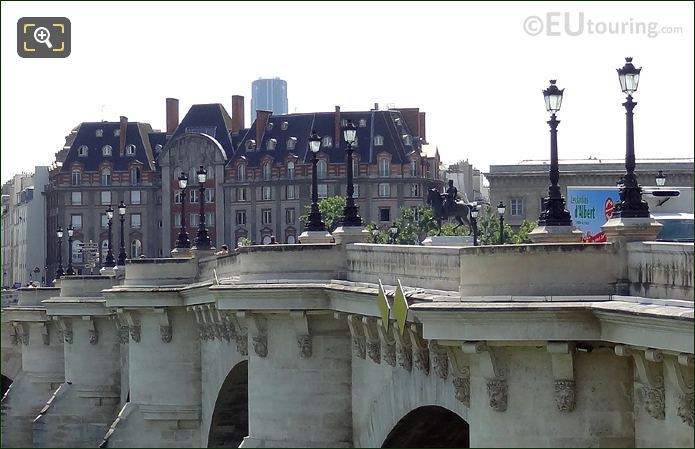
(251, 78), (288, 119)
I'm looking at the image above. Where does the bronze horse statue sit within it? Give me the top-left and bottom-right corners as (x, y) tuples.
(426, 188), (473, 235)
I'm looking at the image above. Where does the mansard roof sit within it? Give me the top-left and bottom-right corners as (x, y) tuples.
(60, 121), (157, 173)
(166, 103), (235, 158)
(227, 109), (423, 168)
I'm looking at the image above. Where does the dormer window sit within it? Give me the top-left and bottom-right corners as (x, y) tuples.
(114, 129), (120, 137)
(102, 145), (112, 156)
(287, 137), (297, 150)
(78, 145), (88, 157)
(245, 140), (256, 151)
(266, 138), (277, 151)
(340, 119), (348, 127)
(266, 122), (274, 131)
(321, 136), (332, 148)
(96, 129), (103, 137)
(126, 144), (136, 155)
(154, 144), (163, 153)
(402, 134), (413, 146)
(359, 119), (367, 128)
(281, 121), (289, 130)
(374, 135), (384, 146)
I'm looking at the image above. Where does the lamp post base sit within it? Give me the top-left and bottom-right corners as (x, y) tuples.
(332, 226), (370, 245)
(601, 217), (662, 243)
(298, 230), (334, 244)
(528, 225), (583, 243)
(170, 247), (193, 258)
(99, 266), (116, 277)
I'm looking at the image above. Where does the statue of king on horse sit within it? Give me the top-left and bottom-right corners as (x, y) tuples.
(426, 180), (474, 235)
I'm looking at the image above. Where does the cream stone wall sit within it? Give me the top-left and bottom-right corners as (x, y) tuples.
(627, 242), (694, 301)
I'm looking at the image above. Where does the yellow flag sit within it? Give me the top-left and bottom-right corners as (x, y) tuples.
(377, 280), (390, 331)
(392, 279), (408, 336)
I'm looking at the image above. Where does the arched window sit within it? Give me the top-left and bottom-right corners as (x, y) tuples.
(410, 159), (418, 177)
(71, 170), (81, 186)
(374, 135), (384, 146)
(286, 235), (296, 244)
(287, 137), (297, 151)
(78, 145), (88, 157)
(102, 145), (112, 157)
(287, 161), (295, 179)
(266, 138), (277, 151)
(130, 239), (142, 258)
(101, 240), (109, 262)
(262, 235), (272, 245)
(402, 134), (413, 146)
(237, 164), (246, 182)
(126, 144), (136, 156)
(130, 167), (141, 185)
(262, 162), (272, 181)
(101, 168), (112, 186)
(321, 136), (332, 148)
(379, 158), (390, 177)
(317, 160), (327, 179)
(245, 140), (256, 151)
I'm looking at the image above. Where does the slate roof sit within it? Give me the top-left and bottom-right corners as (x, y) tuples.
(166, 104), (235, 158)
(59, 122), (158, 173)
(227, 110), (420, 168)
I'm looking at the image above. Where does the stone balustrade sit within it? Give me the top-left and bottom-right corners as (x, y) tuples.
(627, 241), (694, 301)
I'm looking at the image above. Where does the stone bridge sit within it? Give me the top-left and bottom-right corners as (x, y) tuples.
(2, 240), (693, 447)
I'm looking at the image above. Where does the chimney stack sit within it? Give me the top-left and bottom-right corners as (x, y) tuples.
(231, 95), (245, 133)
(374, 103), (379, 111)
(334, 105), (341, 148)
(166, 98), (179, 135)
(255, 110), (272, 146)
(119, 116), (128, 156)
(418, 112), (427, 142)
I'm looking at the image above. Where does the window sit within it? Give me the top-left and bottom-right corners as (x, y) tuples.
(126, 144), (136, 156)
(101, 214), (108, 228)
(286, 184), (296, 200)
(262, 209), (272, 225)
(205, 188), (215, 203)
(71, 214), (82, 229)
(72, 240), (83, 263)
(402, 134), (413, 146)
(237, 187), (248, 202)
(287, 137), (297, 151)
(102, 145), (112, 156)
(131, 190), (141, 205)
(114, 129), (120, 137)
(262, 186), (272, 200)
(262, 162), (272, 181)
(379, 158), (390, 177)
(78, 145), (88, 157)
(352, 159), (358, 177)
(286, 235), (296, 244)
(379, 208), (391, 223)
(340, 119), (348, 127)
(245, 140), (256, 151)
(174, 213), (181, 227)
(173, 166), (182, 180)
(266, 122), (274, 131)
(189, 189), (199, 204)
(378, 183), (391, 197)
(130, 167), (141, 185)
(266, 138), (277, 151)
(207, 166), (214, 180)
(236, 210), (247, 225)
(131, 239), (142, 258)
(321, 136), (332, 148)
(411, 206), (421, 221)
(353, 184), (359, 198)
(101, 168), (111, 186)
(374, 135), (384, 146)
(410, 184), (420, 197)
(96, 129), (103, 137)
(71, 170), (81, 186)
(318, 184), (328, 198)
(131, 213), (141, 228)
(359, 119), (367, 127)
(100, 191), (112, 205)
(281, 121), (289, 131)
(190, 213), (200, 227)
(410, 159), (418, 177)
(287, 161), (295, 179)
(101, 240), (109, 261)
(237, 164), (246, 182)
(285, 208), (295, 224)
(206, 212), (215, 225)
(317, 160), (327, 179)
(174, 190), (183, 204)
(71, 191), (82, 205)
(511, 199), (524, 217)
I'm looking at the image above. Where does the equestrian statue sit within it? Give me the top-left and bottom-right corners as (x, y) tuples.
(426, 180), (474, 235)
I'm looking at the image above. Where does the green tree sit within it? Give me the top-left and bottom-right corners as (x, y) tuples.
(299, 196), (346, 232)
(477, 206), (537, 245)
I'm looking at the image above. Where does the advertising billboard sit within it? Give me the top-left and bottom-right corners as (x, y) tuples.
(567, 187), (620, 242)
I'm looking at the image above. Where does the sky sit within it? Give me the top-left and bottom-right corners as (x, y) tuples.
(1, 1), (693, 183)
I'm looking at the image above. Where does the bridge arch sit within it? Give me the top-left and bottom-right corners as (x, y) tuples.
(382, 405), (469, 447)
(207, 360), (248, 448)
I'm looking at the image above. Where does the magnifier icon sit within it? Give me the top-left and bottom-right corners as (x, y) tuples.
(33, 26), (53, 49)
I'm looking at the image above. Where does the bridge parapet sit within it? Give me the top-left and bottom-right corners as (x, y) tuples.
(627, 242), (694, 301)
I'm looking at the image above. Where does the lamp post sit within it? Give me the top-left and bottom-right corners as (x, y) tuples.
(470, 204), (479, 246)
(390, 224), (398, 244)
(655, 170), (666, 187)
(176, 172), (191, 249)
(497, 201), (506, 244)
(194, 166), (211, 250)
(117, 201), (127, 266)
(538, 80), (572, 226)
(340, 120), (362, 226)
(615, 57), (650, 218)
(305, 131), (327, 232)
(66, 225), (75, 275)
(55, 227), (64, 279)
(104, 205), (116, 267)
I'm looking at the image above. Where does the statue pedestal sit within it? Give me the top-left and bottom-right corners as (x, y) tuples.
(528, 225), (583, 243)
(602, 217), (662, 243)
(422, 235), (474, 246)
(332, 226), (370, 245)
(298, 230), (333, 244)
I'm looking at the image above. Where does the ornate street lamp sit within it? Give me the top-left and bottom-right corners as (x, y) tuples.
(66, 225), (75, 275)
(497, 201), (506, 244)
(117, 201), (127, 266)
(55, 227), (64, 279)
(655, 170), (666, 187)
(194, 166), (212, 250)
(104, 205), (116, 267)
(389, 224), (398, 244)
(305, 130), (327, 232)
(470, 204), (479, 246)
(340, 119), (362, 226)
(615, 57), (650, 218)
(176, 172), (191, 249)
(538, 80), (572, 227)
